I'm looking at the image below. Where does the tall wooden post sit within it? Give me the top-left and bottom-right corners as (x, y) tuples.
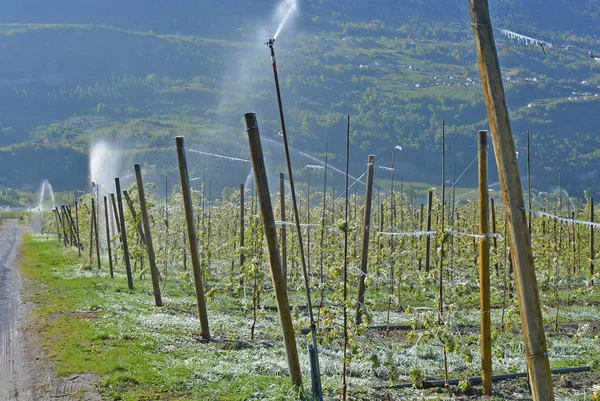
(591, 197), (595, 278)
(468, 1), (554, 398)
(123, 190), (147, 246)
(478, 131), (492, 395)
(110, 193), (121, 237)
(91, 198), (101, 271)
(245, 113), (302, 387)
(425, 190), (433, 271)
(135, 164), (163, 307)
(115, 178), (134, 291)
(176, 136), (210, 339)
(67, 205), (82, 254)
(280, 173), (287, 283)
(67, 206), (77, 246)
(356, 154), (375, 326)
(527, 130), (532, 235)
(240, 184), (245, 280)
(54, 207), (61, 244)
(491, 197), (499, 276)
(57, 206), (67, 247)
(110, 193), (121, 264)
(75, 201), (81, 256)
(89, 201), (95, 258)
(62, 206), (74, 246)
(419, 202), (424, 270)
(103, 196), (114, 278)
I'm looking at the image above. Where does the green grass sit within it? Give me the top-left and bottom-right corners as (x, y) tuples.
(20, 235), (303, 401)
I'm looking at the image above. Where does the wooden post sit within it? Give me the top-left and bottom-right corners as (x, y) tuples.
(66, 206), (77, 246)
(103, 196), (114, 278)
(110, 193), (121, 264)
(571, 211), (576, 276)
(527, 130), (532, 235)
(356, 154), (375, 326)
(491, 197), (499, 277)
(67, 205), (82, 254)
(89, 201), (95, 258)
(176, 136), (210, 339)
(54, 207), (61, 244)
(115, 178), (134, 291)
(75, 201), (81, 256)
(591, 197), (594, 278)
(62, 206), (74, 246)
(123, 190), (147, 246)
(240, 183), (245, 281)
(135, 164), (163, 307)
(110, 193), (121, 236)
(419, 202), (424, 270)
(91, 198), (101, 271)
(425, 190), (433, 272)
(280, 173), (287, 283)
(57, 206), (67, 246)
(468, 1), (555, 398)
(478, 131), (492, 395)
(245, 113), (302, 387)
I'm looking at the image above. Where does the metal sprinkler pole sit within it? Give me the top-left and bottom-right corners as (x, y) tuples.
(266, 38), (322, 400)
(342, 115), (350, 401)
(318, 141), (328, 321)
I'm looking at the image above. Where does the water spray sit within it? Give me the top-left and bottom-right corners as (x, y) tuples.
(273, 0), (297, 40)
(265, 37), (323, 400)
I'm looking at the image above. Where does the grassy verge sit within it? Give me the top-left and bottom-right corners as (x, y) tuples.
(19, 234), (301, 401)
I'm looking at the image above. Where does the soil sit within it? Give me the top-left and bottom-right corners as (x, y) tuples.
(0, 221), (104, 401)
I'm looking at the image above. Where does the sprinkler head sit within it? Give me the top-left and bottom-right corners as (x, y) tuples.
(265, 38), (276, 59)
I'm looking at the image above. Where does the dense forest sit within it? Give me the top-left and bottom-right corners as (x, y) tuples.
(0, 0), (598, 193)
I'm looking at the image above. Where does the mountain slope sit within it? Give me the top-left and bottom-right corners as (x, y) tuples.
(0, 1), (598, 192)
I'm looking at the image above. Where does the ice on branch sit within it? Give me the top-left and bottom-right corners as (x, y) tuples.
(498, 28), (552, 48)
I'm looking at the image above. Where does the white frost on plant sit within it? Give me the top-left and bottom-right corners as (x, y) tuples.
(497, 28), (552, 48)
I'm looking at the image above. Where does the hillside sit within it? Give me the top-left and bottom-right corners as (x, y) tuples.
(0, 1), (599, 193)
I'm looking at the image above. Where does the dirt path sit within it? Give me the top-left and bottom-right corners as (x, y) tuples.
(0, 222), (103, 401)
(0, 221), (29, 400)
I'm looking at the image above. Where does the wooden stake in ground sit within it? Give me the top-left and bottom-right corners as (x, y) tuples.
(75, 201), (81, 256)
(244, 113), (302, 388)
(478, 130), (492, 395)
(467, 1), (554, 399)
(54, 207), (61, 244)
(115, 178), (134, 291)
(123, 190), (147, 247)
(491, 198), (499, 276)
(425, 190), (433, 271)
(67, 205), (82, 254)
(62, 206), (74, 246)
(88, 201), (95, 259)
(240, 183), (245, 284)
(103, 196), (114, 278)
(135, 164), (163, 307)
(355, 154), (375, 326)
(176, 136), (210, 339)
(110, 193), (121, 265)
(91, 198), (101, 271)
(280, 173), (287, 283)
(591, 197), (594, 278)
(57, 206), (67, 247)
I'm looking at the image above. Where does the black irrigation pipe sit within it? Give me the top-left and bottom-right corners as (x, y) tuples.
(299, 324), (478, 335)
(379, 366), (591, 390)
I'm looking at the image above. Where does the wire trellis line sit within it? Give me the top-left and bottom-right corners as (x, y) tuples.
(526, 209), (600, 229)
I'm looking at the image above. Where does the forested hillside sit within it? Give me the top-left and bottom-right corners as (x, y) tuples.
(0, 1), (598, 193)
